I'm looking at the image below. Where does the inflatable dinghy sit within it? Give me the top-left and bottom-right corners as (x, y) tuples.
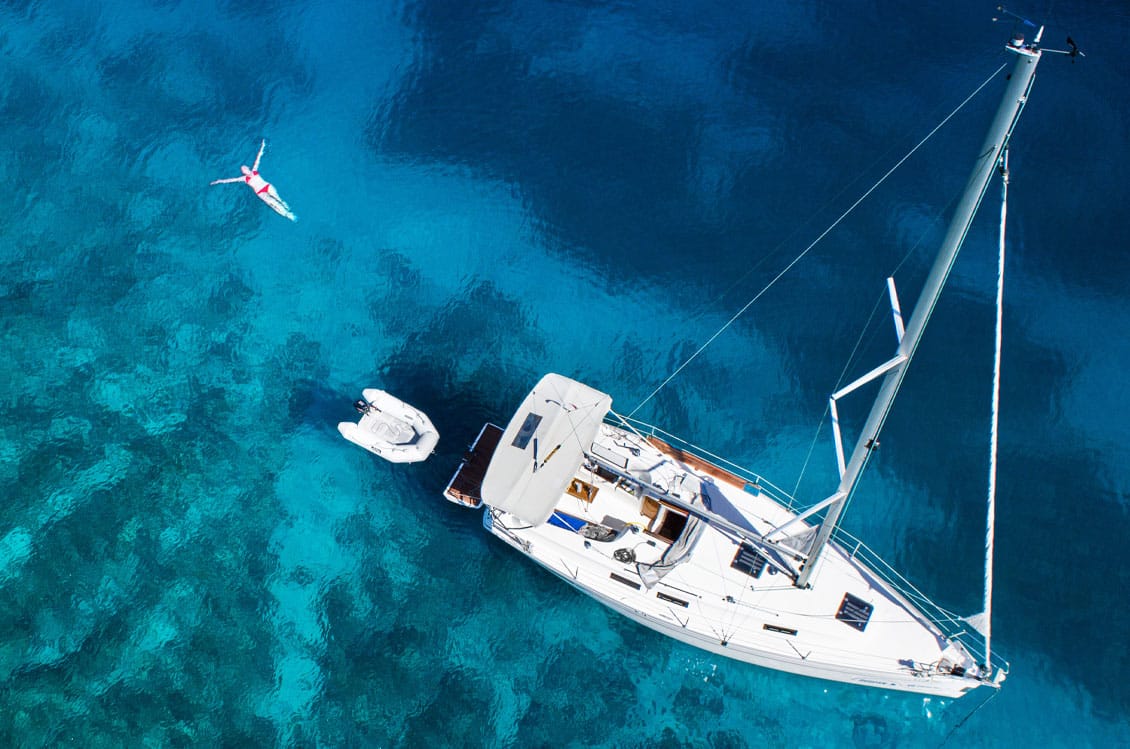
(338, 389), (439, 464)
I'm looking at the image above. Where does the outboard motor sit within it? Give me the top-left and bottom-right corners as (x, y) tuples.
(353, 399), (371, 415)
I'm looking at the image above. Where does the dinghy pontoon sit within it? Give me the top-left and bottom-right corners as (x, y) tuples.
(338, 389), (438, 464)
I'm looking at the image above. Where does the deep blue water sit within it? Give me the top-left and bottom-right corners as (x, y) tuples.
(2, 0), (1127, 746)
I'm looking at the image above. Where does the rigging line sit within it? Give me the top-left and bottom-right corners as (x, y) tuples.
(791, 284), (889, 497)
(795, 181), (969, 508)
(939, 686), (1000, 748)
(889, 201), (951, 279)
(685, 48), (1001, 326)
(790, 180), (960, 498)
(797, 76), (1027, 540)
(983, 148), (1009, 667)
(543, 393), (609, 469)
(628, 61), (1010, 419)
(834, 68), (1034, 532)
(713, 532), (745, 636)
(791, 132), (973, 499)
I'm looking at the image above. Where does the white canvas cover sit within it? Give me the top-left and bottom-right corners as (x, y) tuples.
(481, 373), (612, 525)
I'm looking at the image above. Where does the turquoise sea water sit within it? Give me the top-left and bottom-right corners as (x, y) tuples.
(2, 1), (1128, 746)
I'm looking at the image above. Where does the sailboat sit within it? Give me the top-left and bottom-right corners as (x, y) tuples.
(443, 30), (1052, 697)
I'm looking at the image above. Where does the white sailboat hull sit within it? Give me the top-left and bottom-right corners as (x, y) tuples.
(443, 374), (999, 697)
(488, 511), (980, 699)
(474, 420), (989, 699)
(510, 552), (977, 697)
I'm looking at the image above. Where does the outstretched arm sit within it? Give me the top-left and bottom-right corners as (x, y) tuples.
(252, 139), (266, 171)
(210, 176), (244, 185)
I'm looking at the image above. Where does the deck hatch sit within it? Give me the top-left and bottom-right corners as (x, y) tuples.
(836, 592), (874, 632)
(590, 440), (629, 469)
(511, 413), (542, 449)
(730, 543), (768, 578)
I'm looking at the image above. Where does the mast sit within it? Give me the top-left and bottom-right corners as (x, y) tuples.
(795, 32), (1043, 588)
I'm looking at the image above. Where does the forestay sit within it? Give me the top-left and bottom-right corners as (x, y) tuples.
(481, 373), (612, 525)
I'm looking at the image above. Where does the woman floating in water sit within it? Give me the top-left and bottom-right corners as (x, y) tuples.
(210, 139), (296, 221)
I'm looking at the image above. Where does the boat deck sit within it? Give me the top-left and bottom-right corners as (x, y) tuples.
(444, 423), (503, 508)
(480, 422), (986, 697)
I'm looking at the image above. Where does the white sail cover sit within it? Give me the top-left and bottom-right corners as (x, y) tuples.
(481, 373), (612, 525)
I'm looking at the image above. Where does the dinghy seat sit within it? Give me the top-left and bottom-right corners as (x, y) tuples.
(370, 417), (418, 445)
(414, 427), (439, 456)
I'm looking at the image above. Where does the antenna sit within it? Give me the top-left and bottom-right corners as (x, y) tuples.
(994, 6), (1084, 61)
(993, 6), (1037, 28)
